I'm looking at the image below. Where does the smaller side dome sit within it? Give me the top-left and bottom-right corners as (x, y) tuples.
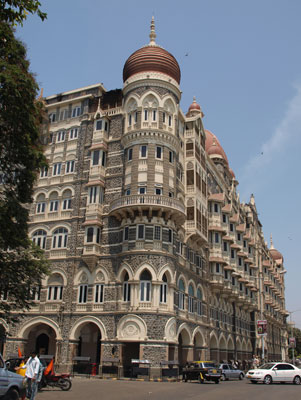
(186, 97), (203, 117)
(269, 234), (283, 261)
(205, 129), (229, 165)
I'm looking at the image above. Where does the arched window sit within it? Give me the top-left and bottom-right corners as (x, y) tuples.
(32, 230), (47, 249)
(47, 273), (64, 301)
(52, 228), (68, 248)
(49, 191), (59, 212)
(142, 94), (158, 124)
(140, 269), (152, 302)
(188, 284), (194, 313)
(197, 288), (203, 316)
(160, 273), (168, 303)
(36, 193), (46, 214)
(62, 189), (72, 210)
(123, 272), (131, 302)
(178, 279), (185, 310)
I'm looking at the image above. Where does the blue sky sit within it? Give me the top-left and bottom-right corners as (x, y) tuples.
(17, 0), (301, 328)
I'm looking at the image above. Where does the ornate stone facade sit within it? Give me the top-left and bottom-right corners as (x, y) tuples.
(0, 20), (288, 377)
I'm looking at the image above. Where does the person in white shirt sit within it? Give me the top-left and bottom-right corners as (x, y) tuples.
(16, 350), (41, 400)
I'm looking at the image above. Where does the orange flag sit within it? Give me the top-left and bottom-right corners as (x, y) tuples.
(18, 347), (22, 358)
(44, 359), (54, 376)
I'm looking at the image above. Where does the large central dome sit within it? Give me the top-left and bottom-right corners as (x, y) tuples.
(123, 18), (181, 84)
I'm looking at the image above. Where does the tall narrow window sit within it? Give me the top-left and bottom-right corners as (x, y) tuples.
(160, 274), (168, 303)
(94, 284), (104, 303)
(92, 150), (100, 166)
(156, 146), (162, 159)
(140, 270), (152, 302)
(197, 288), (202, 316)
(128, 148), (133, 161)
(96, 119), (102, 130)
(78, 284), (88, 303)
(140, 145), (147, 158)
(123, 272), (131, 302)
(188, 284), (194, 313)
(178, 279), (185, 310)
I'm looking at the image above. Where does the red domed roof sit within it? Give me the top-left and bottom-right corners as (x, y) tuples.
(205, 129), (229, 165)
(188, 97), (201, 112)
(269, 235), (283, 261)
(123, 18), (181, 84)
(270, 248), (283, 261)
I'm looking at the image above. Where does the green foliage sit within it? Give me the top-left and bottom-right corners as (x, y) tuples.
(0, 0), (46, 25)
(0, 21), (49, 322)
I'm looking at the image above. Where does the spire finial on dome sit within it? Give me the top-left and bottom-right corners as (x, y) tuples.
(270, 234), (275, 249)
(149, 16), (157, 45)
(193, 96), (196, 102)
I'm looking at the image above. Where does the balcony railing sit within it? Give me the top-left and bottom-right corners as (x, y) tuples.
(109, 195), (185, 215)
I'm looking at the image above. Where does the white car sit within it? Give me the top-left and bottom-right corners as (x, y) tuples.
(246, 362), (301, 384)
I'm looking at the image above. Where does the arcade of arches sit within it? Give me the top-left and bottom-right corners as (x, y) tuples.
(1, 317), (253, 375)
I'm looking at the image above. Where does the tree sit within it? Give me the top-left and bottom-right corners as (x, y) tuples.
(0, 2), (49, 322)
(0, 0), (46, 25)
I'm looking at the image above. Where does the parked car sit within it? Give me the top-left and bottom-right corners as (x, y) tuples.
(218, 363), (244, 381)
(182, 361), (222, 384)
(246, 362), (301, 384)
(4, 358), (25, 373)
(0, 354), (26, 400)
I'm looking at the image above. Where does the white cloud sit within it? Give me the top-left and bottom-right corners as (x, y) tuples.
(240, 83), (301, 199)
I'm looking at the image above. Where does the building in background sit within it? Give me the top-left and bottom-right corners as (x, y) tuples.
(1, 18), (288, 376)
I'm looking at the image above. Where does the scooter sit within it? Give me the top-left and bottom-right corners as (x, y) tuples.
(38, 373), (72, 391)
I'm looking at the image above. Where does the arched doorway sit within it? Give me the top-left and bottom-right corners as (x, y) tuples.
(25, 323), (57, 357)
(219, 336), (227, 362)
(227, 337), (235, 361)
(75, 322), (101, 364)
(193, 330), (205, 361)
(209, 333), (218, 362)
(178, 328), (191, 367)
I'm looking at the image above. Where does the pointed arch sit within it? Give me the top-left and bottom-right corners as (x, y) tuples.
(134, 263), (156, 281)
(227, 335), (235, 351)
(158, 264), (174, 283)
(116, 263), (134, 281)
(192, 327), (206, 348)
(177, 323), (192, 345)
(219, 334), (227, 350)
(209, 331), (218, 348)
(164, 317), (177, 342)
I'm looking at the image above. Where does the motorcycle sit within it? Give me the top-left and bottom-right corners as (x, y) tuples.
(38, 373), (72, 391)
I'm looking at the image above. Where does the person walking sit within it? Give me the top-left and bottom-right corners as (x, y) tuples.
(16, 350), (41, 400)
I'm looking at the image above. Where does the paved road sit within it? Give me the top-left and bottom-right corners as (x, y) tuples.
(37, 378), (301, 400)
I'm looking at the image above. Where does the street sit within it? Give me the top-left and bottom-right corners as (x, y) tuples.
(37, 378), (301, 400)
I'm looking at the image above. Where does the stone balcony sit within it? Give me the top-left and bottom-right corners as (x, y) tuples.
(209, 273), (224, 292)
(109, 195), (186, 226)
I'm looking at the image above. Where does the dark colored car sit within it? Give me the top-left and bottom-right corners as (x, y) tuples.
(182, 361), (222, 384)
(218, 363), (244, 380)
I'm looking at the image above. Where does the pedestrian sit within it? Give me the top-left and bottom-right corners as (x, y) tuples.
(15, 350), (41, 400)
